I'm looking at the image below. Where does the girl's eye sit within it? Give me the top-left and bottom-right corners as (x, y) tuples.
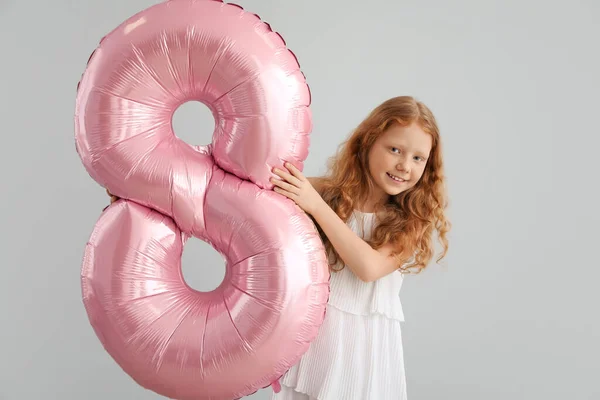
(391, 147), (400, 153)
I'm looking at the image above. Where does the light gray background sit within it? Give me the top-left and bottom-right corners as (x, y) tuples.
(1, 0), (598, 399)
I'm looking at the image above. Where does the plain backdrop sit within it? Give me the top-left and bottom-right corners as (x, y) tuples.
(1, 0), (599, 399)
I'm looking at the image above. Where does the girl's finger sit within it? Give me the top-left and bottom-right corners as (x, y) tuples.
(284, 162), (305, 181)
(273, 167), (302, 187)
(271, 178), (299, 194)
(273, 186), (297, 200)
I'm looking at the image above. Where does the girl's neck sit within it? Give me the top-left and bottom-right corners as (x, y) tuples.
(357, 199), (387, 214)
(356, 205), (377, 213)
(358, 190), (389, 213)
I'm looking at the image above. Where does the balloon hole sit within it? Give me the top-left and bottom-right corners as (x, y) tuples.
(181, 237), (226, 293)
(172, 100), (216, 147)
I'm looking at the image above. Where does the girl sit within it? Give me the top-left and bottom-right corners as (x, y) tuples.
(268, 96), (450, 400)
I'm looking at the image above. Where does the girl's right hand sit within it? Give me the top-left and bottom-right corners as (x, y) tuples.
(106, 188), (120, 204)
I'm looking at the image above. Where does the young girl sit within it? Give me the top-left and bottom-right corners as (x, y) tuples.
(268, 96), (450, 400)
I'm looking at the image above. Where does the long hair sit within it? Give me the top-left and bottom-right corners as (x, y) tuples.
(315, 96), (450, 274)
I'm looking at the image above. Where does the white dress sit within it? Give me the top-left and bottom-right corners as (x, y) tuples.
(271, 211), (408, 400)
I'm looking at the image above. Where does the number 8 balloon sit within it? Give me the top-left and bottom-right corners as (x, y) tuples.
(74, 1), (329, 399)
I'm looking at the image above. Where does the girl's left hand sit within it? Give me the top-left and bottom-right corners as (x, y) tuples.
(271, 162), (323, 215)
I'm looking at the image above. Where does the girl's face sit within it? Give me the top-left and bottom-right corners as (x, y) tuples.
(367, 122), (433, 202)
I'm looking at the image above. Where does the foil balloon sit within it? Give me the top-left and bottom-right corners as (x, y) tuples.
(74, 1), (329, 399)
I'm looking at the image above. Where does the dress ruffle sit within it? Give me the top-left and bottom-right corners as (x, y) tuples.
(278, 305), (407, 400)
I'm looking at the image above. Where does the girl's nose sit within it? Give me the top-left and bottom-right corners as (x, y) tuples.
(396, 161), (409, 173)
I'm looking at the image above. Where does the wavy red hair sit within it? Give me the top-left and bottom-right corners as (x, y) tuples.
(314, 96), (450, 274)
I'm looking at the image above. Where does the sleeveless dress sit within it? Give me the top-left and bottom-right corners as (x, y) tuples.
(271, 210), (408, 400)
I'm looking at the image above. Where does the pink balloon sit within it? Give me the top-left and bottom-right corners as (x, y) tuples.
(74, 1), (329, 399)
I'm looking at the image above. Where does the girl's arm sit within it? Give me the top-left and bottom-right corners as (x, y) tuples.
(272, 164), (406, 282)
(309, 197), (404, 282)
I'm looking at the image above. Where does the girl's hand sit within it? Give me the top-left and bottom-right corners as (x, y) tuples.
(102, 188), (120, 212)
(106, 188), (120, 204)
(271, 162), (324, 215)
